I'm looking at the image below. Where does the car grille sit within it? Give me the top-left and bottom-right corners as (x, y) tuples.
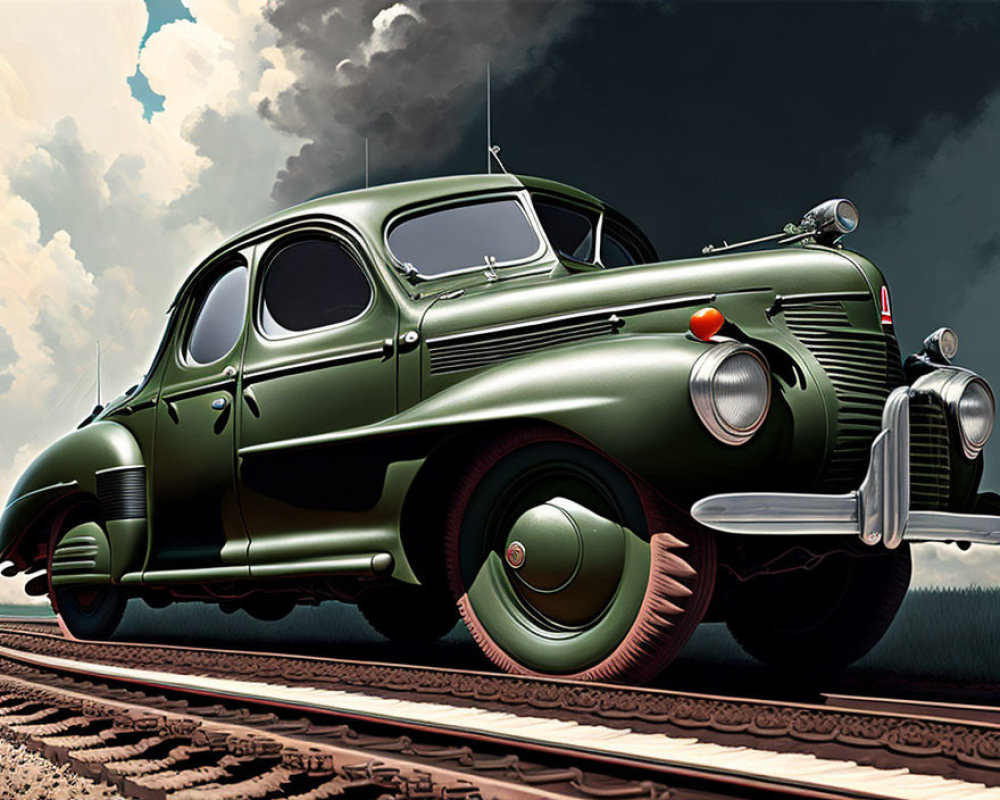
(427, 317), (618, 375)
(783, 301), (906, 492)
(909, 394), (952, 510)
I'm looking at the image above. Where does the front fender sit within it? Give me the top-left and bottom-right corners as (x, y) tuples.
(0, 422), (144, 568)
(241, 334), (807, 505)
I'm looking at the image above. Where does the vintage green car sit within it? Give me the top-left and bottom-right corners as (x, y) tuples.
(2, 173), (998, 682)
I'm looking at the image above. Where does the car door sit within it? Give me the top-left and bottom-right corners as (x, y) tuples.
(237, 226), (399, 573)
(148, 253), (250, 577)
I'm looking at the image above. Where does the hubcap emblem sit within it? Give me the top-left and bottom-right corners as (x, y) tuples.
(505, 540), (526, 569)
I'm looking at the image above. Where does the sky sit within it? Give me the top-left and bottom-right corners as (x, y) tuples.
(1, 1), (1000, 603)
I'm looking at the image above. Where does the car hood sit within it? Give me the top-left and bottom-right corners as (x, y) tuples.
(419, 246), (883, 341)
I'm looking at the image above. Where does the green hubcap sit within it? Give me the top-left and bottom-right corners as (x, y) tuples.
(504, 497), (626, 627)
(459, 442), (653, 674)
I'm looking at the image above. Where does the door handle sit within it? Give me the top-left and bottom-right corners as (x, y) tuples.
(211, 397), (229, 411)
(242, 386), (260, 417)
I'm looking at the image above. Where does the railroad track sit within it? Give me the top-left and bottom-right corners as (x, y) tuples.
(1, 620), (1000, 799)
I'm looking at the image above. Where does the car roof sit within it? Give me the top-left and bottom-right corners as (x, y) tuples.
(171, 173), (610, 308)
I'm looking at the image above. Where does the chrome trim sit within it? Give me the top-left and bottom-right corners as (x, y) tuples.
(243, 345), (385, 384)
(689, 342), (771, 446)
(912, 367), (995, 459)
(428, 293), (716, 347)
(923, 327), (959, 363)
(766, 290), (872, 317)
(691, 383), (1000, 548)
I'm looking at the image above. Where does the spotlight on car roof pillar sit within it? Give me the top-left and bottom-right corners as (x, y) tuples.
(801, 198), (859, 242)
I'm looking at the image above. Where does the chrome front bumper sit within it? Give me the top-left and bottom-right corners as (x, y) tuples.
(691, 385), (1000, 549)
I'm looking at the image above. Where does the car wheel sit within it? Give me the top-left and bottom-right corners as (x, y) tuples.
(47, 506), (126, 641)
(725, 542), (911, 676)
(243, 596), (297, 622)
(444, 425), (715, 683)
(357, 585), (459, 645)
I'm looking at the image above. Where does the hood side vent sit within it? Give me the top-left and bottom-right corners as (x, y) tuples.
(428, 317), (617, 375)
(782, 300), (903, 491)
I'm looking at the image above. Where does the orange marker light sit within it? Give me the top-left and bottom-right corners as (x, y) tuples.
(690, 307), (725, 341)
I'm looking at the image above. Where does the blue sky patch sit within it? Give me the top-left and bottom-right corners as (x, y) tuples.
(129, 0), (196, 121)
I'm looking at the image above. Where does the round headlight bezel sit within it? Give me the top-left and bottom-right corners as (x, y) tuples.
(690, 343), (771, 446)
(912, 369), (996, 460)
(957, 378), (995, 455)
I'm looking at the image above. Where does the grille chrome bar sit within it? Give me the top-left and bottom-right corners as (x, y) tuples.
(691, 383), (1000, 548)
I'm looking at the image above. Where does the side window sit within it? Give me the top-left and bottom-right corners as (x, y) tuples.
(599, 232), (639, 268)
(534, 199), (597, 263)
(260, 238), (373, 338)
(186, 264), (248, 366)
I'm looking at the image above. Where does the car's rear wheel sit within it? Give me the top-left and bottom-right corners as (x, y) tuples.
(444, 425), (715, 683)
(357, 585), (459, 645)
(725, 541), (911, 676)
(47, 506), (126, 641)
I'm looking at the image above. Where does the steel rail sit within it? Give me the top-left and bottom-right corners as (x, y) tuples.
(0, 651), (922, 800)
(2, 627), (1000, 799)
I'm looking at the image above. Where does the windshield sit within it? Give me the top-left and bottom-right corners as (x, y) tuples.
(387, 198), (541, 277)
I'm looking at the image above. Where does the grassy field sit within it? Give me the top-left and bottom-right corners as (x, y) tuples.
(855, 587), (1000, 684)
(0, 603), (52, 619)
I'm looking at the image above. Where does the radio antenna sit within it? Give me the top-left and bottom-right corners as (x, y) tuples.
(486, 62), (491, 174)
(95, 340), (101, 407)
(365, 137), (369, 188)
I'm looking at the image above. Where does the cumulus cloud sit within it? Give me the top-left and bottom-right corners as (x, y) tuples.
(0, 0), (307, 602)
(260, 0), (590, 204)
(0, 0), (587, 604)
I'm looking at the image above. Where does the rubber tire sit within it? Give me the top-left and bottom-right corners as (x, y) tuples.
(53, 584), (126, 640)
(444, 424), (715, 684)
(243, 597), (296, 622)
(725, 542), (912, 676)
(358, 585), (459, 645)
(47, 505), (125, 641)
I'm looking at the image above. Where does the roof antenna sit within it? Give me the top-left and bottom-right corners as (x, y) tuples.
(96, 340), (101, 408)
(489, 144), (508, 174)
(365, 137), (369, 188)
(486, 62), (492, 174)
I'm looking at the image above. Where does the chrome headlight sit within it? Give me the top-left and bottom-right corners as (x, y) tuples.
(923, 327), (959, 363)
(913, 369), (995, 459)
(958, 379), (994, 456)
(801, 198), (860, 236)
(690, 343), (771, 445)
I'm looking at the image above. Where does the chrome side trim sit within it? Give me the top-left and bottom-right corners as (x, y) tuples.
(427, 293), (716, 347)
(243, 345), (385, 384)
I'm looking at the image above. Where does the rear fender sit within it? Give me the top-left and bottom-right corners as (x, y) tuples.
(0, 422), (146, 580)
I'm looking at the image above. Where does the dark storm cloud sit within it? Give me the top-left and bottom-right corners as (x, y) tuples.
(260, 0), (589, 204)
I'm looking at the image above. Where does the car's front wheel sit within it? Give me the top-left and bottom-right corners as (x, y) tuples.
(444, 425), (715, 683)
(725, 541), (911, 676)
(47, 507), (126, 641)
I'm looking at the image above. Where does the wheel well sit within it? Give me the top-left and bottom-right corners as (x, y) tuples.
(6, 493), (99, 574)
(398, 420), (574, 586)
